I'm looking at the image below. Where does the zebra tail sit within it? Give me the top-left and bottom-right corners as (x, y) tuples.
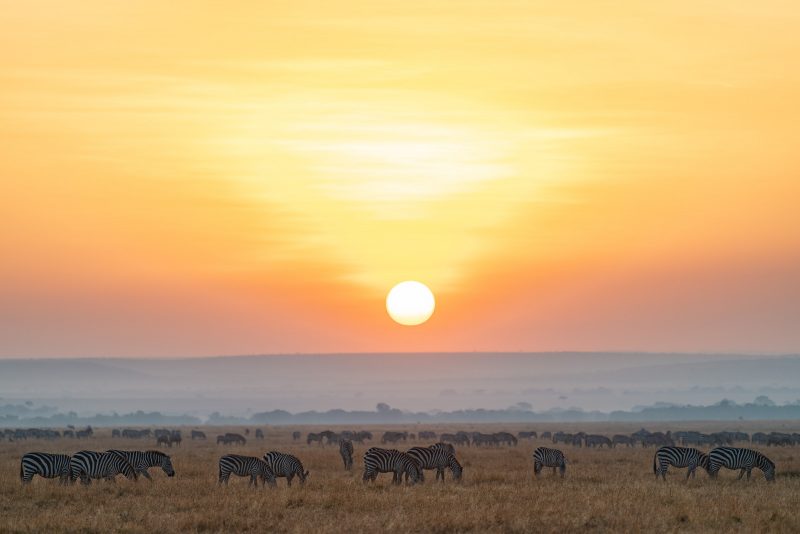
(19, 461), (23, 482)
(653, 453), (657, 474)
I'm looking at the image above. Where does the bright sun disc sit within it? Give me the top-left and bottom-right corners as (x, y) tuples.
(386, 281), (435, 326)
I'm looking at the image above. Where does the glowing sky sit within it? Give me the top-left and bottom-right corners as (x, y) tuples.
(1, 1), (799, 356)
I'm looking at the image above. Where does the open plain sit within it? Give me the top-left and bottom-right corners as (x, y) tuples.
(2, 422), (799, 533)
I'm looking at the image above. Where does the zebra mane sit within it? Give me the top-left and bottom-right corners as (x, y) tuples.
(146, 450), (169, 458)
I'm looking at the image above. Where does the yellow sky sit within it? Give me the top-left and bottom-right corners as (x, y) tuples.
(1, 0), (799, 356)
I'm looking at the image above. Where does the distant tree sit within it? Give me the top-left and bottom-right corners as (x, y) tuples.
(753, 395), (776, 407)
(376, 403), (391, 413)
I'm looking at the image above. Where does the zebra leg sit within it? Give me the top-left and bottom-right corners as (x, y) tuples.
(286, 474), (293, 487)
(436, 468), (445, 482)
(738, 469), (746, 480)
(139, 469), (152, 481)
(746, 469), (752, 480)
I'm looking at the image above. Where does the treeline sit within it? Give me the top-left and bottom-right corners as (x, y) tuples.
(2, 397), (799, 427)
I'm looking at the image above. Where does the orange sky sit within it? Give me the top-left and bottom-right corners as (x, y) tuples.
(2, 1), (799, 356)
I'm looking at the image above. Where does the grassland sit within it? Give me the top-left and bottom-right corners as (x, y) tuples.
(2, 422), (799, 533)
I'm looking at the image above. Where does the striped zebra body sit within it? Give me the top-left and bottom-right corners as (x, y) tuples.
(407, 444), (461, 482)
(363, 447), (422, 485)
(653, 446), (709, 480)
(69, 451), (137, 485)
(708, 447), (775, 482)
(218, 455), (275, 487)
(107, 450), (175, 480)
(339, 439), (354, 470)
(263, 451), (308, 486)
(532, 447), (566, 477)
(20, 453), (71, 484)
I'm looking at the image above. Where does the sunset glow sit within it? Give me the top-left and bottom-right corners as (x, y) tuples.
(1, 1), (799, 356)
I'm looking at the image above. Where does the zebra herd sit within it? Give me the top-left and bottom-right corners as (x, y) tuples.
(20, 450), (174, 485)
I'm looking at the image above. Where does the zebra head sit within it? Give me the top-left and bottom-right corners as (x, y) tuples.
(762, 457), (776, 482)
(698, 453), (711, 473)
(159, 453), (175, 477)
(449, 456), (463, 481)
(115, 456), (138, 481)
(299, 470), (309, 485)
(405, 461), (423, 485)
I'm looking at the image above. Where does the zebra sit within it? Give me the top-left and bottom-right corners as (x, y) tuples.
(69, 451), (138, 485)
(292, 431), (301, 441)
(362, 447), (423, 485)
(255, 429), (264, 439)
(653, 446), (709, 480)
(106, 450), (175, 480)
(532, 447), (567, 478)
(339, 439), (354, 470)
(585, 435), (613, 448)
(191, 430), (207, 440)
(263, 451), (309, 486)
(218, 454), (276, 487)
(708, 447), (776, 482)
(307, 432), (323, 446)
(406, 444), (462, 482)
(20, 453), (72, 484)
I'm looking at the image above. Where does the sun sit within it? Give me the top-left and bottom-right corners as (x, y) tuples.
(386, 281), (435, 326)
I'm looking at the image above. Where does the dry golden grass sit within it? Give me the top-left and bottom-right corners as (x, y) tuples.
(2, 422), (799, 533)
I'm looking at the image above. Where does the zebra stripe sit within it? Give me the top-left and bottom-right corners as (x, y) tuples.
(263, 451), (309, 486)
(107, 450), (175, 480)
(363, 447), (422, 485)
(406, 444), (462, 482)
(708, 447), (775, 482)
(339, 439), (354, 471)
(218, 454), (276, 487)
(69, 451), (137, 485)
(653, 446), (709, 480)
(20, 453), (71, 484)
(532, 447), (566, 477)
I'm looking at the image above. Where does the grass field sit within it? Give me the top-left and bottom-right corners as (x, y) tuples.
(2, 422), (799, 533)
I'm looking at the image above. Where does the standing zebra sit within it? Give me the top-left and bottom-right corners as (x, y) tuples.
(262, 451), (309, 486)
(653, 446), (709, 480)
(708, 447), (776, 482)
(69, 451), (138, 485)
(339, 439), (354, 471)
(406, 444), (462, 482)
(532, 447), (567, 478)
(218, 454), (276, 487)
(20, 453), (71, 485)
(362, 447), (423, 485)
(106, 450), (175, 480)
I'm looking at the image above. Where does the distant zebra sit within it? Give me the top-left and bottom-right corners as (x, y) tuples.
(653, 446), (709, 480)
(407, 444), (462, 482)
(532, 447), (566, 478)
(292, 431), (301, 441)
(191, 430), (207, 440)
(218, 454), (276, 487)
(307, 433), (323, 446)
(708, 447), (775, 482)
(362, 447), (422, 485)
(585, 435), (613, 448)
(340, 439), (354, 470)
(69, 451), (138, 485)
(20, 453), (71, 484)
(255, 429), (264, 439)
(263, 451), (309, 486)
(106, 450), (175, 480)
(612, 435), (634, 448)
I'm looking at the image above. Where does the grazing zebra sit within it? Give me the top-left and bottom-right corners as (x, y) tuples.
(708, 447), (776, 482)
(585, 435), (613, 448)
(612, 434), (634, 448)
(653, 446), (709, 481)
(406, 444), (462, 482)
(339, 439), (354, 470)
(362, 447), (422, 485)
(191, 430), (207, 440)
(255, 429), (264, 439)
(263, 451), (309, 486)
(292, 431), (301, 441)
(20, 453), (71, 484)
(69, 451), (138, 485)
(532, 447), (567, 478)
(107, 450), (175, 480)
(217, 433), (246, 446)
(307, 432), (323, 446)
(218, 455), (276, 487)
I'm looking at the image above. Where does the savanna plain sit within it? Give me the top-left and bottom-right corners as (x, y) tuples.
(2, 422), (799, 533)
